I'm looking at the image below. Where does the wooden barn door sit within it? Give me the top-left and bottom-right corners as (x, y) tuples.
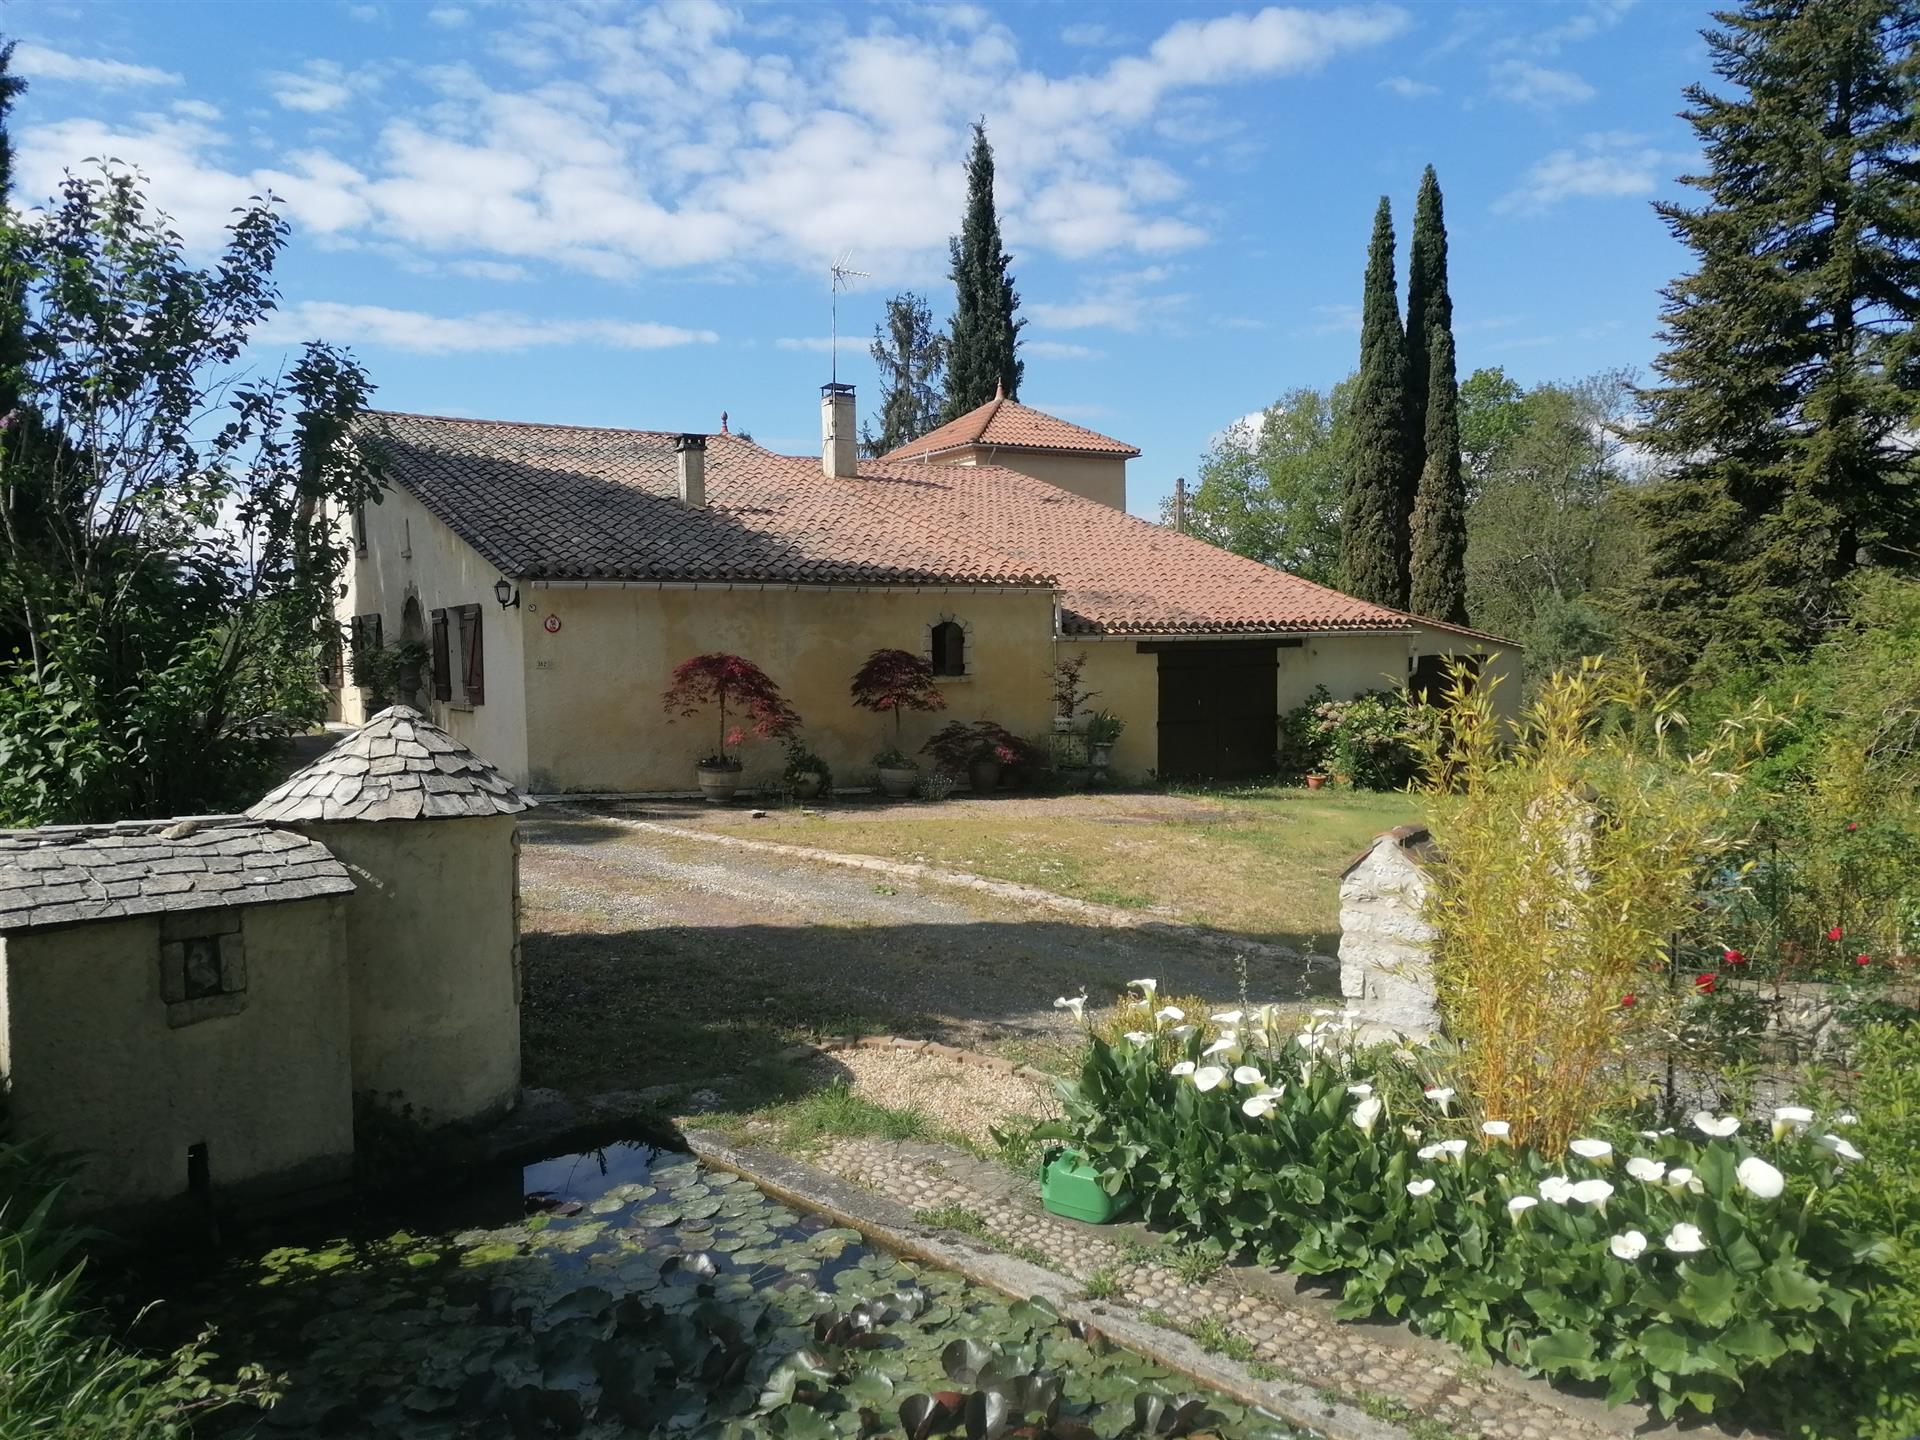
(1150, 641), (1282, 782)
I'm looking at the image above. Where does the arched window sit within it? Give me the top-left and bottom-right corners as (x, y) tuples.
(930, 620), (967, 677)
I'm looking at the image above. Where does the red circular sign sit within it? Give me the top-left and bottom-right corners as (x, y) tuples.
(543, 613), (562, 634)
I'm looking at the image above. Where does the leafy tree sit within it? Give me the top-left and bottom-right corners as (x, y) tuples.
(942, 121), (1023, 420)
(1631, 0), (1920, 685)
(863, 291), (946, 456)
(660, 653), (799, 766)
(0, 39), (26, 412)
(1168, 382), (1350, 586)
(1458, 366), (1528, 485)
(1404, 167), (1467, 624)
(0, 167), (380, 824)
(850, 648), (945, 761)
(1342, 197), (1411, 608)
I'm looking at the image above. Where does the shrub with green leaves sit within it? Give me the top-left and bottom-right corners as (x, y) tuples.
(1048, 997), (1899, 1424)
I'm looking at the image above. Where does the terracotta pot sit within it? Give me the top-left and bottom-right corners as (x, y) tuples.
(967, 756), (1001, 794)
(876, 765), (919, 799)
(1305, 773), (1326, 791)
(696, 764), (742, 804)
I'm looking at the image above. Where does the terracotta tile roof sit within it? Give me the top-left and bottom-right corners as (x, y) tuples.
(880, 394), (1139, 461)
(249, 705), (534, 823)
(361, 410), (1509, 641)
(0, 818), (352, 933)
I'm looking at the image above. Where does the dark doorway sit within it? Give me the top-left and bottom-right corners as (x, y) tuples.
(1149, 641), (1283, 782)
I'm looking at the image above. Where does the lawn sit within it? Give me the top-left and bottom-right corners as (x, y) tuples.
(682, 785), (1420, 951)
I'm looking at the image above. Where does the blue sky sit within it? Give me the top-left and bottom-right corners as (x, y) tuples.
(15, 1), (1708, 518)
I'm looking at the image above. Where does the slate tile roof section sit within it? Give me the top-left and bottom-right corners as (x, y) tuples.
(880, 394), (1140, 462)
(360, 410), (1509, 642)
(0, 818), (353, 934)
(248, 705), (535, 824)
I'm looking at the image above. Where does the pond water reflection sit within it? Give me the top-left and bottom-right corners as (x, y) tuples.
(148, 1144), (1307, 1439)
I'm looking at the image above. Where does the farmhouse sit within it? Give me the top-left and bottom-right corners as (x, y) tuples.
(335, 383), (1513, 792)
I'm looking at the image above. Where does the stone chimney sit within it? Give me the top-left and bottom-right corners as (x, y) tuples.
(674, 433), (707, 508)
(821, 383), (856, 479)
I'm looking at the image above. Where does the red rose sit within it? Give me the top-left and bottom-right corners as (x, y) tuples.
(1723, 948), (1746, 965)
(1621, 992), (1636, 1008)
(1856, 954), (1873, 967)
(1827, 926), (1845, 942)
(1694, 973), (1718, 995)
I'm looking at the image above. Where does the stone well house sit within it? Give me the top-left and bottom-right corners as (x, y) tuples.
(0, 706), (529, 1223)
(335, 383), (1516, 792)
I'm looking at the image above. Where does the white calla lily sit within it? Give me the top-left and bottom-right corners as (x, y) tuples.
(1736, 1156), (1785, 1199)
(1351, 1095), (1383, 1134)
(1609, 1230), (1648, 1261)
(1569, 1139), (1613, 1162)
(1538, 1176), (1575, 1204)
(1155, 1006), (1186, 1023)
(1131, 978), (1159, 1003)
(1416, 1142), (1445, 1161)
(1665, 1166), (1703, 1194)
(1053, 994), (1087, 1023)
(1193, 1065), (1229, 1092)
(1346, 1083), (1374, 1097)
(1241, 1091), (1283, 1119)
(1508, 1195), (1539, 1216)
(1481, 1120), (1511, 1138)
(1170, 1061), (1196, 1077)
(1202, 1034), (1240, 1058)
(1437, 1139), (1467, 1159)
(1406, 1178), (1436, 1197)
(1692, 1111), (1740, 1138)
(1771, 1105), (1814, 1139)
(1169, 1025), (1196, 1040)
(1836, 1112), (1858, 1126)
(1423, 1086), (1455, 1114)
(1665, 1222), (1707, 1254)
(1122, 1031), (1151, 1045)
(1232, 1064), (1264, 1086)
(1570, 1178), (1615, 1205)
(1210, 1010), (1243, 1025)
(1624, 1157), (1666, 1183)
(1816, 1133), (1864, 1162)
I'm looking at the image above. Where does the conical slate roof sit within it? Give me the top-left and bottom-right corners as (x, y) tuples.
(248, 706), (533, 823)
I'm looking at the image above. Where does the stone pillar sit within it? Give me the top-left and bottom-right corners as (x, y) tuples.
(1338, 825), (1440, 1039)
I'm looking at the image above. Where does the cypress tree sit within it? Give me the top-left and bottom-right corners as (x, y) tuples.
(1406, 167), (1468, 623)
(0, 40), (27, 415)
(942, 121), (1024, 421)
(1631, 0), (1920, 683)
(1342, 197), (1411, 608)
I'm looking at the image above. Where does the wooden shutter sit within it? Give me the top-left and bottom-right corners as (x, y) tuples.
(431, 608), (451, 702)
(458, 603), (485, 705)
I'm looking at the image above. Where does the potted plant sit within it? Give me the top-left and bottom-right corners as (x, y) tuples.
(661, 652), (799, 803)
(782, 740), (832, 801)
(922, 719), (1022, 794)
(1050, 732), (1092, 791)
(1305, 772), (1327, 791)
(850, 648), (946, 799)
(1048, 652), (1100, 733)
(1084, 709), (1125, 770)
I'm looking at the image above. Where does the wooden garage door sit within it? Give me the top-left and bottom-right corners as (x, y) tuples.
(1151, 641), (1281, 782)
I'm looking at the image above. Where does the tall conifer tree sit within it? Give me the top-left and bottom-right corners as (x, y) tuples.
(1406, 167), (1468, 623)
(1342, 197), (1411, 608)
(863, 292), (946, 455)
(942, 121), (1024, 421)
(1631, 0), (1920, 682)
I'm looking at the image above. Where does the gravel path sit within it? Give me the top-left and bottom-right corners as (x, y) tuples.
(518, 805), (1340, 1095)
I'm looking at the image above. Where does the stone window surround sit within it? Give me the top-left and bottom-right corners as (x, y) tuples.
(925, 613), (973, 681)
(158, 907), (249, 1029)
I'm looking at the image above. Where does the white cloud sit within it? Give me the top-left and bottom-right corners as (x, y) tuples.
(266, 301), (718, 355)
(774, 337), (837, 353)
(19, 2), (1404, 284)
(1029, 267), (1190, 332)
(1487, 59), (1596, 109)
(1059, 23), (1123, 48)
(1524, 0), (1637, 56)
(1024, 340), (1103, 359)
(1294, 303), (1361, 336)
(12, 42), (179, 88)
(348, 4), (382, 19)
(1495, 133), (1676, 216)
(1379, 75), (1438, 99)
(427, 6), (470, 27)
(447, 258), (531, 282)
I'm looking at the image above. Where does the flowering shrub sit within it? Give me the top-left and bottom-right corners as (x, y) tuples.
(1275, 687), (1428, 789)
(1049, 993), (1896, 1423)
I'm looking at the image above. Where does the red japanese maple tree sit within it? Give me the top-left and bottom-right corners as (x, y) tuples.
(849, 648), (946, 762)
(662, 653), (799, 767)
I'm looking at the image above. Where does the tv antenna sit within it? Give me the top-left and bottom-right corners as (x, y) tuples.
(829, 251), (869, 384)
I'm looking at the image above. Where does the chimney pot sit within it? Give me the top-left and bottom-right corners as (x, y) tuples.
(674, 433), (707, 508)
(821, 383), (857, 479)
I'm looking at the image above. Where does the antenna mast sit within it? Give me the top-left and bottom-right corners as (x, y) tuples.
(829, 252), (869, 385)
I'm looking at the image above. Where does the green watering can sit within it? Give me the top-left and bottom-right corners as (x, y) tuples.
(1041, 1148), (1132, 1224)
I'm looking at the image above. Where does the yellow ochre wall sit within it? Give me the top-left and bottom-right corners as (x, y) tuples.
(522, 585), (1058, 792)
(292, 815), (522, 1126)
(338, 486), (530, 782)
(0, 898), (355, 1216)
(944, 447), (1128, 510)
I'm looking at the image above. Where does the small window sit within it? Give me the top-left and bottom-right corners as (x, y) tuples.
(348, 613), (384, 690)
(931, 620), (966, 677)
(352, 505), (368, 556)
(1409, 652), (1483, 705)
(158, 911), (248, 1028)
(431, 608), (452, 702)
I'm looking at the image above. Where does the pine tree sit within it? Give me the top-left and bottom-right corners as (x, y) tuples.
(0, 40), (27, 415)
(863, 292), (946, 456)
(1632, 0), (1920, 682)
(942, 121), (1023, 421)
(1342, 197), (1411, 608)
(1406, 167), (1468, 623)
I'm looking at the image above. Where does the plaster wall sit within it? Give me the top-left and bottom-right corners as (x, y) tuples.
(338, 485), (531, 783)
(0, 898), (354, 1215)
(945, 448), (1127, 510)
(1065, 641), (1158, 779)
(522, 585), (1057, 792)
(295, 815), (521, 1126)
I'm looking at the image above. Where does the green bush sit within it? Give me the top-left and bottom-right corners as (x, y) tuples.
(1274, 687), (1427, 789)
(1048, 1012), (1898, 1424)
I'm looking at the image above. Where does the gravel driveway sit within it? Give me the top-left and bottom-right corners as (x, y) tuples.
(519, 805), (1340, 1098)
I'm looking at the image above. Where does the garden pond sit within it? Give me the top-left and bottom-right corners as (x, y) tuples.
(141, 1143), (1313, 1440)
